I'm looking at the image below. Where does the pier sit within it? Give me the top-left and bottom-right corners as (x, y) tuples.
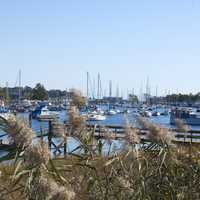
(29, 122), (200, 155)
(1, 121), (200, 158)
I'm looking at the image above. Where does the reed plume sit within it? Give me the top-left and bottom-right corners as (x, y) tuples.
(124, 119), (140, 144)
(24, 142), (51, 167)
(175, 118), (190, 132)
(138, 117), (174, 145)
(5, 116), (35, 149)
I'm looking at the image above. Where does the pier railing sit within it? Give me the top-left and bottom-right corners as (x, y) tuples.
(1, 122), (200, 157)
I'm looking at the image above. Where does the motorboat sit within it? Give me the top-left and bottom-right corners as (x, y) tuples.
(140, 111), (152, 117)
(170, 108), (200, 125)
(31, 106), (59, 120)
(123, 109), (131, 114)
(107, 110), (117, 115)
(87, 114), (106, 121)
(160, 110), (169, 116)
(152, 111), (160, 116)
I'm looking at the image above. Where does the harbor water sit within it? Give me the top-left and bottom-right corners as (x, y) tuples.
(1, 109), (200, 158)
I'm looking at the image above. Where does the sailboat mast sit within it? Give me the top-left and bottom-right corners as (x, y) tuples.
(109, 80), (112, 97)
(93, 78), (95, 99)
(99, 77), (102, 99)
(116, 85), (119, 98)
(86, 72), (89, 99)
(97, 73), (100, 99)
(18, 69), (21, 104)
(5, 82), (9, 105)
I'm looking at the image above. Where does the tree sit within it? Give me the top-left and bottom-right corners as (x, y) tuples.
(0, 87), (5, 99)
(31, 83), (48, 100)
(128, 94), (139, 104)
(70, 89), (86, 109)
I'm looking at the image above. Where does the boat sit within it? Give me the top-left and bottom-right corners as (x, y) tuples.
(160, 110), (169, 116)
(106, 110), (117, 115)
(87, 114), (106, 121)
(48, 105), (63, 111)
(31, 106), (59, 120)
(140, 111), (152, 117)
(116, 109), (121, 114)
(170, 108), (200, 125)
(96, 108), (105, 115)
(123, 109), (131, 114)
(152, 111), (160, 116)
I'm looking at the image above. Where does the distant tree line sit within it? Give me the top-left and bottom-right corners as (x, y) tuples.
(2, 83), (200, 104)
(0, 83), (68, 101)
(165, 93), (200, 103)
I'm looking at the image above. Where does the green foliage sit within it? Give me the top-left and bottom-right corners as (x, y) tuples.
(128, 94), (139, 104)
(166, 93), (200, 103)
(0, 87), (5, 98)
(0, 87), (9, 104)
(31, 83), (48, 101)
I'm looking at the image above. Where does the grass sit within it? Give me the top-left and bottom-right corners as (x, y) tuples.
(0, 94), (199, 199)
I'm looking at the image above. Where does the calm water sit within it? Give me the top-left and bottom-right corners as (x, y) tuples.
(2, 110), (200, 136)
(0, 110), (200, 157)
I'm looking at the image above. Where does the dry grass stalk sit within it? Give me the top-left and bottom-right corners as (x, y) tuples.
(0, 106), (199, 200)
(24, 142), (51, 167)
(30, 175), (75, 200)
(51, 183), (75, 200)
(5, 116), (35, 148)
(125, 119), (140, 144)
(138, 117), (174, 145)
(175, 119), (190, 132)
(6, 116), (35, 148)
(52, 120), (66, 138)
(148, 123), (174, 145)
(70, 89), (86, 109)
(69, 106), (85, 129)
(30, 176), (52, 199)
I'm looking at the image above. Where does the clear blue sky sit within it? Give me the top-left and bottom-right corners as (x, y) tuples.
(0, 0), (200, 96)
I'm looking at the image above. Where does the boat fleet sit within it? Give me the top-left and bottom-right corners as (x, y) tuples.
(2, 98), (200, 126)
(79, 104), (170, 122)
(0, 101), (170, 122)
(81, 108), (118, 121)
(0, 100), (66, 121)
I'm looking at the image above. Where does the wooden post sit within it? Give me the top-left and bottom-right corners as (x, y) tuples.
(28, 113), (32, 128)
(98, 125), (100, 137)
(63, 127), (67, 157)
(48, 120), (53, 150)
(40, 125), (44, 143)
(184, 132), (186, 143)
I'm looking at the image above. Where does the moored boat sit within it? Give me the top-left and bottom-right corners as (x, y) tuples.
(87, 114), (106, 121)
(170, 108), (200, 125)
(31, 106), (59, 120)
(106, 110), (117, 115)
(152, 111), (160, 116)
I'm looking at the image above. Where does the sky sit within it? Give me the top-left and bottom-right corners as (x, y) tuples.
(0, 0), (200, 97)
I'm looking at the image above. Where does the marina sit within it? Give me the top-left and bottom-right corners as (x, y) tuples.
(1, 1), (200, 198)
(1, 103), (200, 159)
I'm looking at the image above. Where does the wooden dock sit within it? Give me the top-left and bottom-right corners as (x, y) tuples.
(64, 123), (200, 143)
(1, 123), (200, 157)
